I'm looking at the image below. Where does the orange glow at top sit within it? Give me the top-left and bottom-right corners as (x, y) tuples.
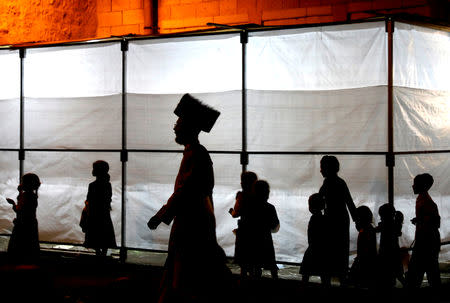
(0, 0), (97, 46)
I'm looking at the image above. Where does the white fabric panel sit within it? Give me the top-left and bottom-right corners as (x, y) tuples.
(24, 95), (122, 149)
(394, 154), (450, 261)
(0, 152), (20, 234)
(0, 50), (20, 100)
(247, 22), (387, 91)
(394, 23), (450, 91)
(247, 87), (388, 151)
(23, 152), (122, 245)
(394, 87), (450, 152)
(248, 155), (388, 263)
(25, 43), (122, 98)
(126, 152), (241, 257)
(127, 91), (241, 150)
(127, 35), (241, 94)
(0, 99), (20, 148)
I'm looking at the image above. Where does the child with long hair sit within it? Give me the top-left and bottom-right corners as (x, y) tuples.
(6, 173), (41, 263)
(83, 160), (117, 257)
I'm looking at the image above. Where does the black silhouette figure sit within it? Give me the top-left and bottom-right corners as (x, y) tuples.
(6, 173), (41, 264)
(245, 179), (280, 279)
(375, 203), (406, 288)
(82, 160), (117, 257)
(147, 94), (231, 303)
(300, 193), (330, 285)
(406, 173), (441, 289)
(229, 170), (258, 278)
(318, 155), (357, 286)
(349, 205), (377, 289)
(393, 209), (407, 286)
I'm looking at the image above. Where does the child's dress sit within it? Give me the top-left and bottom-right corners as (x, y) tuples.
(83, 178), (117, 249)
(232, 190), (252, 269)
(300, 212), (327, 277)
(8, 191), (40, 262)
(247, 201), (279, 271)
(349, 224), (377, 288)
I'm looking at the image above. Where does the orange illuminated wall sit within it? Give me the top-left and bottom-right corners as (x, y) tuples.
(0, 0), (97, 45)
(0, 0), (445, 46)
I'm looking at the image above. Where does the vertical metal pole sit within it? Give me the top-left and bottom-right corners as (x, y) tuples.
(19, 49), (25, 180)
(240, 30), (248, 173)
(120, 39), (128, 262)
(151, 0), (159, 35)
(386, 18), (395, 205)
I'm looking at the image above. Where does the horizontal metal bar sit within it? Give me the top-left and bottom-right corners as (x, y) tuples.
(394, 150), (450, 155)
(247, 151), (388, 155)
(2, 148), (450, 156)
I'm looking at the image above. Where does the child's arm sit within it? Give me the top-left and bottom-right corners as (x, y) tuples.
(6, 198), (17, 212)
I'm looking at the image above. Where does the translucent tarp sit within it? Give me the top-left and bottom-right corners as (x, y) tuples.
(127, 34), (241, 94)
(0, 50), (20, 148)
(127, 91), (242, 151)
(394, 87), (450, 152)
(247, 87), (387, 151)
(24, 95), (122, 149)
(394, 22), (450, 91)
(0, 152), (20, 234)
(247, 22), (387, 91)
(0, 50), (20, 100)
(24, 43), (122, 98)
(0, 99), (20, 148)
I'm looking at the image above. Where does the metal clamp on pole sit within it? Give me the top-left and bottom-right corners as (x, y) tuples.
(385, 153), (395, 167)
(240, 151), (249, 166)
(18, 150), (25, 161)
(121, 39), (129, 52)
(121, 150), (128, 163)
(240, 30), (248, 44)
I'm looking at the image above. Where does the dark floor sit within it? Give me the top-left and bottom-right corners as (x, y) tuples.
(0, 249), (449, 303)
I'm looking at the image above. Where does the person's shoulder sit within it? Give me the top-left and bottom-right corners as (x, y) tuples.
(266, 202), (277, 211)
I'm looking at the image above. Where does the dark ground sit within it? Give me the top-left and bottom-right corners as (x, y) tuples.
(0, 249), (449, 303)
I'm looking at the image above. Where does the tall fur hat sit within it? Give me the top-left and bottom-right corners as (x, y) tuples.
(174, 94), (220, 133)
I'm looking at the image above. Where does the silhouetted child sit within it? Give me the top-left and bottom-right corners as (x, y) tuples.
(246, 180), (280, 279)
(229, 171), (258, 278)
(375, 203), (399, 288)
(83, 160), (117, 257)
(349, 205), (377, 288)
(6, 173), (41, 263)
(406, 173), (441, 289)
(393, 209), (406, 286)
(300, 193), (330, 285)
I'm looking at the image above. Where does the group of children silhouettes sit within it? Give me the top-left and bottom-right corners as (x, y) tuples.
(299, 171), (441, 290)
(6, 160), (116, 263)
(4, 157), (442, 290)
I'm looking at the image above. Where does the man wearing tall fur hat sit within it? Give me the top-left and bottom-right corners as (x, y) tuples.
(147, 94), (231, 303)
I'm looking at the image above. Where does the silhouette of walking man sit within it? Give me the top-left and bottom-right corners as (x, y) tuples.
(147, 94), (231, 303)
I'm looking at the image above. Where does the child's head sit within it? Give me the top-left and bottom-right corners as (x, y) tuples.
(92, 160), (109, 178)
(20, 173), (41, 192)
(308, 193), (325, 214)
(241, 171), (257, 192)
(394, 210), (404, 225)
(356, 205), (373, 229)
(253, 180), (270, 202)
(320, 155), (339, 178)
(378, 203), (395, 221)
(412, 173), (433, 194)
